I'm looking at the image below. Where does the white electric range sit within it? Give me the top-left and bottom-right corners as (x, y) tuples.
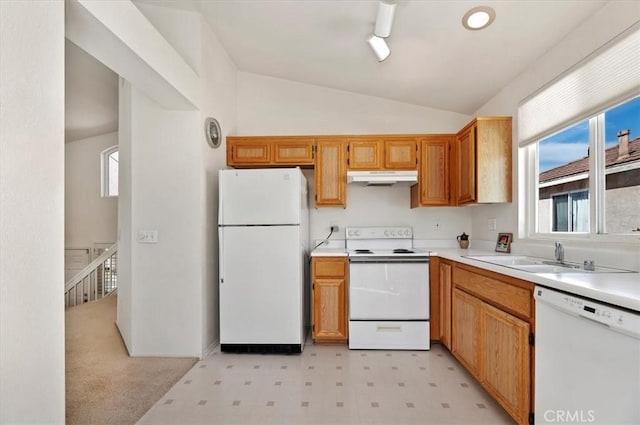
(346, 226), (431, 350)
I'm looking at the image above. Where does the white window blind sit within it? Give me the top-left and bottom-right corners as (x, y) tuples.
(518, 24), (640, 147)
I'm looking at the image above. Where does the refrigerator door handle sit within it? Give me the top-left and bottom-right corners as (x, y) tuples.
(218, 226), (224, 284)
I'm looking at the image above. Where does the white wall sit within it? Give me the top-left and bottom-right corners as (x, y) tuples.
(117, 78), (134, 350)
(198, 17), (238, 354)
(471, 0), (640, 269)
(0, 2), (65, 423)
(237, 73), (474, 243)
(238, 72), (470, 135)
(65, 132), (118, 249)
(118, 82), (202, 356)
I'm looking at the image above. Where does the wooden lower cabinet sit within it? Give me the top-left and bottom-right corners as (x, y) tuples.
(481, 302), (531, 425)
(445, 261), (534, 425)
(451, 288), (482, 376)
(311, 257), (348, 343)
(439, 260), (453, 349)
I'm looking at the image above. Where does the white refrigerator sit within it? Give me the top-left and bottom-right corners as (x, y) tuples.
(218, 168), (309, 353)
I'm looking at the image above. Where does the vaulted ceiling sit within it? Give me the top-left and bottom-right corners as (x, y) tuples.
(65, 0), (610, 141)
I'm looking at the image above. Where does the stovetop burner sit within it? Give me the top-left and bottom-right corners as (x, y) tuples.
(393, 248), (414, 254)
(355, 249), (373, 254)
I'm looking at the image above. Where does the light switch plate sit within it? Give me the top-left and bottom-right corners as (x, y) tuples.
(488, 218), (497, 231)
(138, 230), (158, 244)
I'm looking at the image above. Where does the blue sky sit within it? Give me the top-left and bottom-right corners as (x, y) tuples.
(539, 96), (640, 172)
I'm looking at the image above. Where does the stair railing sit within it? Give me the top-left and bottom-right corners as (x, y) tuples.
(64, 243), (118, 308)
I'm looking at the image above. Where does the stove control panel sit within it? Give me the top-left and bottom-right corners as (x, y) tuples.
(346, 227), (413, 239)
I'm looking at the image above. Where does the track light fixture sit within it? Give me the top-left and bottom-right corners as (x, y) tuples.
(367, 1), (395, 62)
(367, 34), (391, 62)
(374, 1), (396, 38)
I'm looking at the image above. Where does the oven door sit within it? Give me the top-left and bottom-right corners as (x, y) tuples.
(349, 258), (429, 320)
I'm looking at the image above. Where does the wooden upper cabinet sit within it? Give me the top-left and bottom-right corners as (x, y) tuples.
(411, 135), (453, 207)
(455, 117), (512, 205)
(348, 138), (384, 170)
(348, 137), (418, 170)
(456, 126), (476, 204)
(315, 138), (347, 208)
(273, 138), (315, 165)
(384, 138), (418, 169)
(227, 137), (272, 166)
(227, 136), (314, 167)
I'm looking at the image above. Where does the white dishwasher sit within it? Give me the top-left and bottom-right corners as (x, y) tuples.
(534, 286), (640, 425)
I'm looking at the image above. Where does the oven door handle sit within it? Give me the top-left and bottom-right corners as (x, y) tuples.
(349, 257), (429, 263)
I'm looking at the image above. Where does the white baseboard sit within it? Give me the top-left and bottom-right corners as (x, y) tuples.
(203, 339), (219, 359)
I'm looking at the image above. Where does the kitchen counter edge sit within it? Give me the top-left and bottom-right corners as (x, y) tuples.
(434, 249), (640, 312)
(310, 248), (348, 257)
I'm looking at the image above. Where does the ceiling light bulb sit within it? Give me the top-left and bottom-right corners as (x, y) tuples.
(467, 11), (490, 28)
(367, 35), (391, 62)
(374, 1), (396, 38)
(462, 6), (496, 31)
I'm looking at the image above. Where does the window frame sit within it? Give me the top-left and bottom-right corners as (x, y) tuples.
(101, 145), (119, 198)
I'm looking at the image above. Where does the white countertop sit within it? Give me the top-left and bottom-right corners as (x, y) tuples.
(310, 247), (348, 257)
(435, 248), (640, 313)
(309, 245), (640, 312)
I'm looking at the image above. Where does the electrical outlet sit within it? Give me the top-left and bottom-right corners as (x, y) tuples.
(330, 225), (339, 232)
(488, 218), (497, 231)
(435, 220), (441, 231)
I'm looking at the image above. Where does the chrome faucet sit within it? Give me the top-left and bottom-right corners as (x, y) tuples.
(554, 241), (564, 264)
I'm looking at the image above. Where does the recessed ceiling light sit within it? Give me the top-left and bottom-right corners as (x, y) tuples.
(462, 6), (496, 31)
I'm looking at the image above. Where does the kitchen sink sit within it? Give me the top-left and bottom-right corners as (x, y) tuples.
(463, 255), (633, 274)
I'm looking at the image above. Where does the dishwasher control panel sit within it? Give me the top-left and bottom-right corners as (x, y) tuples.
(535, 286), (640, 338)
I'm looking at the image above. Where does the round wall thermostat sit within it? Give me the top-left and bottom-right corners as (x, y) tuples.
(204, 117), (222, 148)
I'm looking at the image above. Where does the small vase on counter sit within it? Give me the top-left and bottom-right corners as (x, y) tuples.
(457, 232), (469, 249)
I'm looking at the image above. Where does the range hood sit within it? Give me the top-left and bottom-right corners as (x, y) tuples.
(347, 170), (418, 186)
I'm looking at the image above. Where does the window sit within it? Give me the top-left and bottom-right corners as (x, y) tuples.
(528, 96), (640, 236)
(552, 191), (589, 232)
(101, 146), (119, 197)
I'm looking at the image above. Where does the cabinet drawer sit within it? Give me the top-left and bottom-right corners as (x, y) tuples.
(453, 266), (532, 320)
(349, 321), (430, 350)
(313, 258), (347, 277)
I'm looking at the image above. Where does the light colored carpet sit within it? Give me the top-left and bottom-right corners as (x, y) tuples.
(65, 295), (198, 425)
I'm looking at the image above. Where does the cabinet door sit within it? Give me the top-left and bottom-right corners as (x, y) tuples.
(384, 138), (417, 170)
(439, 261), (453, 350)
(313, 278), (347, 341)
(348, 138), (384, 170)
(452, 288), (481, 377)
(312, 257), (348, 342)
(315, 138), (347, 207)
(274, 138), (315, 165)
(456, 125), (476, 204)
(227, 138), (271, 166)
(476, 118), (512, 203)
(481, 302), (530, 425)
(420, 136), (452, 206)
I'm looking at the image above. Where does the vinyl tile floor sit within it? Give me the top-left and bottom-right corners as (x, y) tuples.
(137, 343), (514, 425)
